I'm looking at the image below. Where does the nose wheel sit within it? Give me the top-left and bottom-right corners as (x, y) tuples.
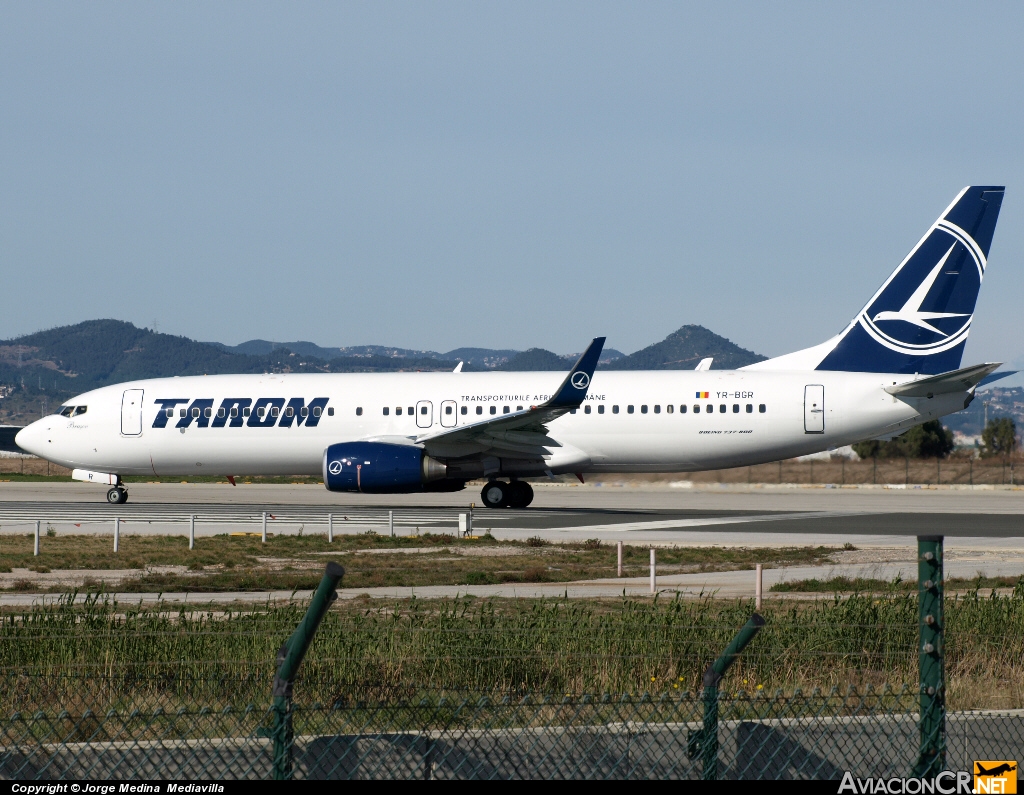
(480, 480), (534, 509)
(106, 487), (128, 505)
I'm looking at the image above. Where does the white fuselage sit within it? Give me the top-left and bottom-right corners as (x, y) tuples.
(15, 369), (962, 478)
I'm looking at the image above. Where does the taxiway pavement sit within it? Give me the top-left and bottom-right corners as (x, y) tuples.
(2, 481), (1024, 545)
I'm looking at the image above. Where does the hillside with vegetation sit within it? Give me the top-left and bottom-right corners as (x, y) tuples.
(605, 324), (766, 370)
(0, 320), (759, 425)
(496, 348), (574, 371)
(0, 320), (459, 424)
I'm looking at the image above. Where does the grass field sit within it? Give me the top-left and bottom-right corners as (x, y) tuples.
(2, 589), (1022, 712)
(771, 574), (1024, 593)
(0, 532), (834, 591)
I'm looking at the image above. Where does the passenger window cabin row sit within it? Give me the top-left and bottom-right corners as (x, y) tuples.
(572, 403), (767, 415)
(373, 403), (767, 416)
(381, 405), (525, 416)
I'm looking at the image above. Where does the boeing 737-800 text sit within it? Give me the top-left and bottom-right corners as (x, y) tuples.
(15, 186), (1008, 508)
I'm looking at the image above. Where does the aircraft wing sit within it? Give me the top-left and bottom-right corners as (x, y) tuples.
(885, 362), (1002, 398)
(414, 337), (605, 457)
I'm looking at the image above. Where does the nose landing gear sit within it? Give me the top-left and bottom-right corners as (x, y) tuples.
(106, 487), (128, 505)
(480, 480), (534, 509)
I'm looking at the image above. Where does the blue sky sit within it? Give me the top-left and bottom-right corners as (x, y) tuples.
(3, 3), (1023, 362)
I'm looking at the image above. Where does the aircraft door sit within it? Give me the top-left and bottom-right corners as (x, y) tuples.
(440, 400), (457, 428)
(804, 384), (825, 434)
(121, 389), (144, 436)
(416, 400), (433, 429)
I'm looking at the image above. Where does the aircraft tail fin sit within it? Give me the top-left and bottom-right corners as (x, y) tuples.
(746, 186), (1004, 374)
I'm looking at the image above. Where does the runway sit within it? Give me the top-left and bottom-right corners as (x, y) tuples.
(2, 482), (1024, 546)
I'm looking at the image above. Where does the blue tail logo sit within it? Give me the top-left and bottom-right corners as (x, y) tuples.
(816, 186), (1004, 374)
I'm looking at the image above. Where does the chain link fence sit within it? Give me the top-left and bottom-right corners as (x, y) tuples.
(2, 541), (1023, 781)
(2, 681), (1022, 780)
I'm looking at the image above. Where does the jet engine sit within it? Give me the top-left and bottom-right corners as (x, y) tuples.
(322, 442), (447, 493)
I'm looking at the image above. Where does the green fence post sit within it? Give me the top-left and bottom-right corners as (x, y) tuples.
(271, 561), (345, 781)
(688, 613), (765, 780)
(913, 536), (944, 778)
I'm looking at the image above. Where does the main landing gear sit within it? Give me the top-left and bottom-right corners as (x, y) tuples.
(106, 487), (128, 505)
(480, 480), (534, 509)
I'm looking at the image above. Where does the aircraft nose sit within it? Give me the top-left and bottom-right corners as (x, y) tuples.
(15, 421), (46, 457)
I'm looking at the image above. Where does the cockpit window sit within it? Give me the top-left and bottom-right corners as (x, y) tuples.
(73, 406), (87, 417)
(59, 406), (74, 417)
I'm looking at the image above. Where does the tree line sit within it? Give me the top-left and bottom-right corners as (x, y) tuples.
(852, 418), (1017, 460)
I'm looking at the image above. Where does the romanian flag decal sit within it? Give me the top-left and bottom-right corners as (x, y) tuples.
(696, 391), (709, 399)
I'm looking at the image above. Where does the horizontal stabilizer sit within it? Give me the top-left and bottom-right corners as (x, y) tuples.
(977, 370), (1017, 389)
(884, 362), (1002, 398)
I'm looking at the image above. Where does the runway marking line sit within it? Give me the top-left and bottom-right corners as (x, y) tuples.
(502, 511), (865, 534)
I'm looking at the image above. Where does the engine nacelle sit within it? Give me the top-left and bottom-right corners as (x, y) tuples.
(322, 442), (447, 493)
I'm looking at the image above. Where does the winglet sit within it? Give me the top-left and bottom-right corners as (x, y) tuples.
(547, 337), (605, 408)
(885, 362), (1002, 397)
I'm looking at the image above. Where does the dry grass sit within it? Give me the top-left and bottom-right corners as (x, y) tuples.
(0, 532), (835, 591)
(771, 574), (1024, 594)
(2, 590), (1022, 711)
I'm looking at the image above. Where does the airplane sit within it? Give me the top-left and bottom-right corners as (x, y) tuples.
(15, 186), (1008, 509)
(976, 763), (1016, 777)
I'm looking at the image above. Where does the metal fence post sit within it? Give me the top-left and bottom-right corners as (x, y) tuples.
(189, 515), (195, 550)
(913, 535), (945, 778)
(114, 517), (119, 552)
(262, 512), (267, 543)
(34, 520), (40, 557)
(389, 510), (394, 537)
(617, 541), (623, 577)
(755, 564), (762, 609)
(689, 613), (765, 780)
(270, 562), (345, 780)
(327, 513), (333, 543)
(649, 548), (656, 594)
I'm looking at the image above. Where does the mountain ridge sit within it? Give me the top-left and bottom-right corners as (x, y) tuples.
(0, 320), (767, 423)
(606, 325), (766, 370)
(206, 340), (627, 370)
